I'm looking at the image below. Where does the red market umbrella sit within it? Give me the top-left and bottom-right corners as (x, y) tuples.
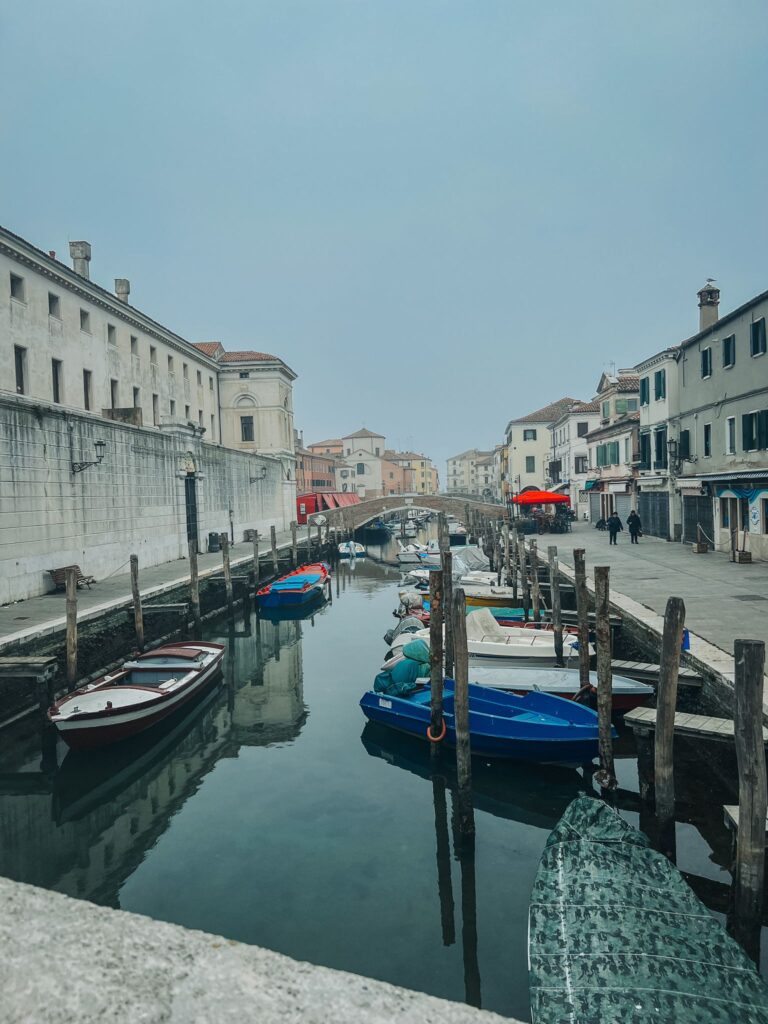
(512, 490), (570, 506)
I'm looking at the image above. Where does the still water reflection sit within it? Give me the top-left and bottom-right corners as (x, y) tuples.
(0, 551), (763, 1020)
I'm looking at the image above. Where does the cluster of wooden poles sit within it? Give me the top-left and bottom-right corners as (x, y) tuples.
(429, 510), (767, 948)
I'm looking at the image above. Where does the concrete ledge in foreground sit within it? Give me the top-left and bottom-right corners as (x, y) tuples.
(0, 876), (518, 1024)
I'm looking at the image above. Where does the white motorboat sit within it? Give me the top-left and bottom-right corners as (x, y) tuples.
(338, 541), (366, 558)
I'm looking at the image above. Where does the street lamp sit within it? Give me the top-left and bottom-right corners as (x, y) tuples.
(71, 439), (107, 474)
(250, 465), (268, 483)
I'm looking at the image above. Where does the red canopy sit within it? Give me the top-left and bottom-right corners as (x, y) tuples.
(512, 490), (570, 506)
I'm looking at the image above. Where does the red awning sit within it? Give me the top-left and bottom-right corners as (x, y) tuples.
(512, 490), (570, 506)
(322, 494), (338, 509)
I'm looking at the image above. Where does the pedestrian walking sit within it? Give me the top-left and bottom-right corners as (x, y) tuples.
(627, 510), (642, 544)
(607, 512), (623, 545)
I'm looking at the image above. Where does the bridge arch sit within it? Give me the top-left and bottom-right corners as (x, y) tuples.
(307, 493), (506, 531)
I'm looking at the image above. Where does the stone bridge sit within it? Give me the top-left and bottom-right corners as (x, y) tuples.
(307, 493), (507, 531)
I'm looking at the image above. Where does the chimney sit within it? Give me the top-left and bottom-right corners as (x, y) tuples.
(69, 240), (91, 279)
(48, 250), (56, 260)
(115, 278), (131, 303)
(698, 279), (720, 331)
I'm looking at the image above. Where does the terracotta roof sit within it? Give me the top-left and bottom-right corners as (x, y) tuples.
(342, 427), (385, 439)
(509, 397), (581, 425)
(616, 376), (639, 392)
(570, 401), (600, 413)
(193, 341), (224, 357)
(384, 450), (429, 462)
(308, 439), (342, 448)
(220, 350), (279, 362)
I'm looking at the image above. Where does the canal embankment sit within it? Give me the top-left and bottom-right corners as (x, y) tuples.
(0, 875), (516, 1024)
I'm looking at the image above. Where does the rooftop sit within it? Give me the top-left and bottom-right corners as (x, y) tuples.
(507, 397), (580, 429)
(307, 439), (343, 449)
(342, 427), (385, 439)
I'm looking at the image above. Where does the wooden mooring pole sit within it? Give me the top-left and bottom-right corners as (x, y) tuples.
(442, 549), (454, 679)
(306, 521), (312, 559)
(517, 535), (530, 621)
(65, 567), (78, 688)
(547, 545), (564, 667)
(251, 529), (260, 586)
(732, 639), (767, 961)
(220, 533), (234, 616)
(452, 587), (474, 836)
(511, 526), (519, 604)
(188, 538), (201, 634)
(291, 521), (298, 566)
(530, 540), (541, 622)
(429, 569), (444, 761)
(130, 554), (145, 652)
(573, 549), (590, 690)
(503, 523), (511, 586)
(654, 596), (686, 859)
(271, 525), (279, 575)
(593, 566), (615, 790)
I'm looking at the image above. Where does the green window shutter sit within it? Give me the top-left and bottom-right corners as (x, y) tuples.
(743, 414), (754, 451)
(758, 411), (768, 450)
(640, 378), (649, 406)
(679, 430), (690, 460)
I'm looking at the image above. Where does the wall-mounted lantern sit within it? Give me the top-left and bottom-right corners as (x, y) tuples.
(250, 465), (268, 483)
(72, 439), (107, 475)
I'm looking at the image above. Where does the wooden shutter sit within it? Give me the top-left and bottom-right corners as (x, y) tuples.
(678, 430), (690, 460)
(758, 411), (768, 450)
(743, 414), (754, 451)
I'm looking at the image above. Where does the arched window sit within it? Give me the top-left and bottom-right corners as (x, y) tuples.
(356, 462), (366, 475)
(235, 394), (257, 408)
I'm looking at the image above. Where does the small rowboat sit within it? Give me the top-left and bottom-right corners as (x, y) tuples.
(360, 682), (611, 763)
(256, 562), (330, 608)
(48, 642), (225, 750)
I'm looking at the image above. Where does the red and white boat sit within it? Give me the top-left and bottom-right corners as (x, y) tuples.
(48, 642), (225, 750)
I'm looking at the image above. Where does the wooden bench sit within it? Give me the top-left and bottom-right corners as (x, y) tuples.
(47, 565), (96, 591)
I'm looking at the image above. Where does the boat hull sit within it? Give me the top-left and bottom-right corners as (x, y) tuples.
(360, 685), (605, 764)
(258, 582), (327, 607)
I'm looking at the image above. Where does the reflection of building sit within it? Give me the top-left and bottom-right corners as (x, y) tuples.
(0, 617), (305, 906)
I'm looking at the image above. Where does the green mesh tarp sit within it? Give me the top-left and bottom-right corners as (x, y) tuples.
(528, 796), (768, 1024)
(373, 639), (430, 697)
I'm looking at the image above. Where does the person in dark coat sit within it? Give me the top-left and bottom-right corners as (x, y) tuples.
(627, 510), (642, 544)
(607, 512), (623, 545)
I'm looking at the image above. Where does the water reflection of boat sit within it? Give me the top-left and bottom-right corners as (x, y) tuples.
(361, 722), (589, 830)
(257, 591), (329, 621)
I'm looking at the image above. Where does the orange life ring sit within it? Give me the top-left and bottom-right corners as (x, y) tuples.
(427, 719), (447, 743)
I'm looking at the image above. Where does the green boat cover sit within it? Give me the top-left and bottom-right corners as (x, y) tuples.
(374, 639), (430, 697)
(529, 796), (768, 1024)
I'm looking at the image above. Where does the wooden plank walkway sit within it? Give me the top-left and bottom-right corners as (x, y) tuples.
(625, 706), (768, 742)
(611, 659), (702, 689)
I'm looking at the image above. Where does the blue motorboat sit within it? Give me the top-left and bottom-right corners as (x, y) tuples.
(360, 680), (612, 763)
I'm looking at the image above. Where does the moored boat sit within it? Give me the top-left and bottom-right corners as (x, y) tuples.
(529, 796), (768, 1023)
(256, 562), (330, 608)
(338, 541), (366, 558)
(48, 642), (225, 750)
(360, 680), (611, 763)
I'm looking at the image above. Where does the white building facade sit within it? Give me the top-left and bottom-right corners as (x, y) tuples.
(505, 397), (578, 499)
(547, 402), (601, 519)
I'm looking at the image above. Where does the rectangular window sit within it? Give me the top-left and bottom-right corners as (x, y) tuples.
(703, 423), (711, 458)
(601, 400), (611, 420)
(167, 355), (174, 372)
(525, 455), (535, 473)
(108, 324), (117, 345)
(575, 455), (588, 474)
(609, 441), (620, 465)
(184, 404), (190, 419)
(751, 318), (767, 357)
(150, 345), (157, 364)
(701, 347), (712, 378)
(577, 421), (589, 437)
(743, 412), (758, 451)
(678, 430), (690, 461)
(110, 379), (119, 409)
(170, 399), (176, 416)
(523, 429), (537, 441)
(639, 432), (651, 470)
(183, 363), (189, 379)
(726, 416), (736, 455)
(723, 334), (735, 368)
(14, 345), (26, 394)
(83, 370), (92, 411)
(624, 437), (630, 463)
(239, 371), (250, 379)
(763, 499), (768, 535)
(51, 359), (63, 403)
(720, 497), (731, 529)
(240, 415), (254, 442)
(9, 272), (25, 301)
(152, 394), (159, 426)
(130, 335), (138, 355)
(209, 376), (214, 391)
(80, 309), (91, 333)
(196, 370), (202, 386)
(48, 292), (61, 318)
(210, 414), (215, 438)
(654, 369), (666, 400)
(639, 378), (650, 406)
(133, 386), (140, 408)
(653, 428), (668, 469)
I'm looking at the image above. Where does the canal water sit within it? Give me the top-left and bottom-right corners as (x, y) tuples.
(0, 531), (765, 1020)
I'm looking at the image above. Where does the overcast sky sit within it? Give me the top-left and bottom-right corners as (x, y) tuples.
(2, 2), (766, 474)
